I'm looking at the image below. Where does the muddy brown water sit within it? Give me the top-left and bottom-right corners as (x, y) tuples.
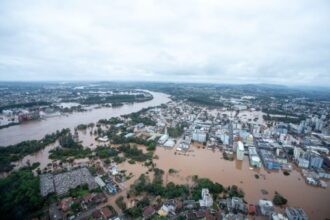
(0, 91), (170, 146)
(1, 91), (329, 219)
(154, 146), (330, 220)
(7, 137), (330, 219)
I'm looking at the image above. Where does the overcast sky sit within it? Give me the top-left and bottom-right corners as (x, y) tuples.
(0, 0), (329, 85)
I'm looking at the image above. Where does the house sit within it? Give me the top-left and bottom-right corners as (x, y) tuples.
(158, 200), (176, 217)
(83, 193), (94, 204)
(271, 212), (288, 220)
(111, 165), (119, 175)
(219, 197), (247, 214)
(258, 200), (275, 216)
(100, 206), (113, 219)
(222, 213), (247, 220)
(164, 139), (175, 148)
(92, 210), (102, 220)
(285, 207), (308, 220)
(106, 183), (117, 194)
(59, 197), (74, 212)
(136, 123), (145, 129)
(83, 192), (107, 207)
(248, 204), (256, 215)
(143, 206), (155, 219)
(199, 188), (213, 207)
(158, 134), (169, 144)
(124, 133), (134, 138)
(92, 192), (107, 204)
(97, 136), (109, 142)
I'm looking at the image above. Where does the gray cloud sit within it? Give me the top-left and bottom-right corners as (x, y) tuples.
(0, 0), (329, 85)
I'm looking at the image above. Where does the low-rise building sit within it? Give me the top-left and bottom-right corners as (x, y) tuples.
(271, 212), (288, 220)
(159, 134), (169, 144)
(143, 206), (156, 219)
(285, 207), (308, 220)
(258, 200), (275, 216)
(199, 188), (213, 207)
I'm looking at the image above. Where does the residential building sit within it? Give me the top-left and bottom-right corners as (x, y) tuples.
(285, 207), (308, 220)
(309, 152), (324, 169)
(258, 200), (275, 216)
(199, 188), (213, 207)
(259, 150), (280, 170)
(271, 213), (288, 220)
(248, 147), (261, 167)
(192, 130), (207, 143)
(236, 141), (244, 160)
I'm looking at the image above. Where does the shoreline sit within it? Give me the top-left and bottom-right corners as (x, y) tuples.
(0, 91), (170, 146)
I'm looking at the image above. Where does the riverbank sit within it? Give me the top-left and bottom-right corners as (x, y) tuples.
(0, 91), (170, 146)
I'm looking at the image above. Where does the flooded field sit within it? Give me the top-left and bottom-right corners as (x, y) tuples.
(154, 146), (330, 220)
(0, 91), (170, 146)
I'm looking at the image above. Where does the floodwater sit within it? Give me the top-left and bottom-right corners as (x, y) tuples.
(14, 141), (59, 171)
(2, 92), (329, 219)
(154, 146), (330, 220)
(0, 91), (170, 146)
(8, 130), (330, 219)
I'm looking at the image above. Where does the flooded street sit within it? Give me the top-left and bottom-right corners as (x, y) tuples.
(154, 146), (330, 220)
(1, 91), (329, 219)
(0, 91), (170, 146)
(8, 127), (330, 219)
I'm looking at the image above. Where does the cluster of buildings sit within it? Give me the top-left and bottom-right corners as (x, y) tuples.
(29, 86), (329, 220)
(141, 188), (309, 220)
(120, 98), (330, 192)
(40, 167), (98, 196)
(41, 164), (127, 220)
(219, 197), (309, 220)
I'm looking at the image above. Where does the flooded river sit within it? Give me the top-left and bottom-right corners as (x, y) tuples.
(1, 91), (329, 219)
(0, 91), (170, 146)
